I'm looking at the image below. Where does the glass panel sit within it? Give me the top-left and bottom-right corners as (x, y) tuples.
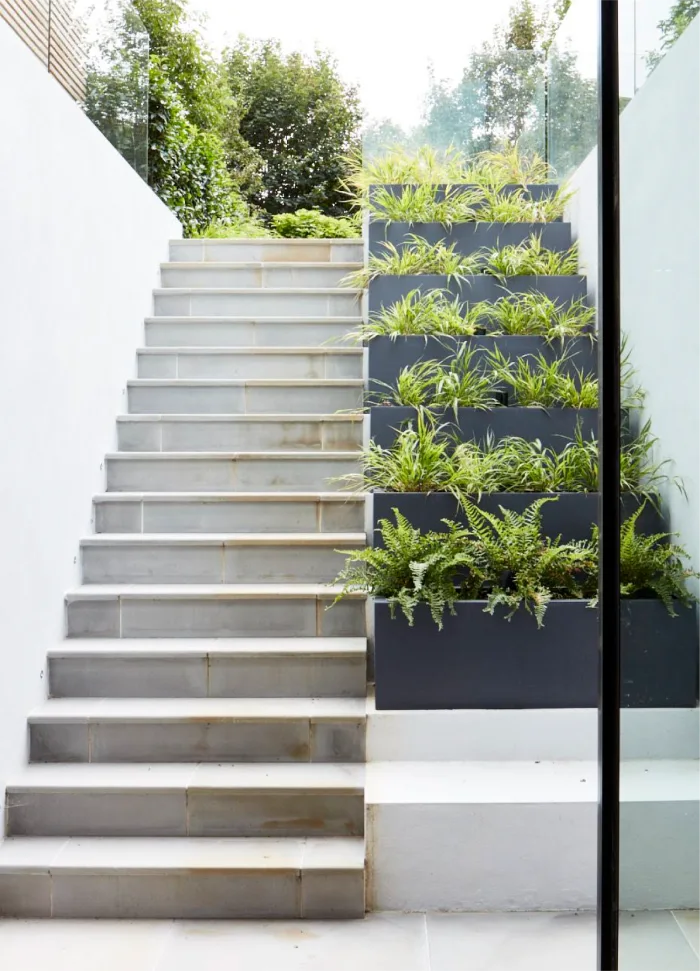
(363, 50), (546, 163)
(74, 0), (149, 180)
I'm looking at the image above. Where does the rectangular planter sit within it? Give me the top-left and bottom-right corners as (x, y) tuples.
(374, 599), (699, 710)
(369, 406), (597, 450)
(368, 274), (588, 314)
(368, 335), (597, 388)
(371, 492), (665, 545)
(369, 220), (572, 257)
(370, 183), (559, 204)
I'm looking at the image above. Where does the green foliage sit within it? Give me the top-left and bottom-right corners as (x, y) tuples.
(271, 209), (360, 239)
(191, 215), (273, 239)
(333, 498), (596, 628)
(147, 62), (245, 235)
(485, 347), (597, 407)
(223, 39), (362, 216)
(615, 505), (699, 614)
(647, 0), (700, 70)
(461, 497), (595, 626)
(482, 235), (579, 279)
(346, 237), (482, 288)
(355, 290), (480, 340)
(365, 182), (571, 225)
(347, 417), (675, 506)
(480, 293), (595, 337)
(333, 510), (480, 628)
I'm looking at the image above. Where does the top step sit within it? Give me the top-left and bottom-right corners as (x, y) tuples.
(170, 239), (364, 265)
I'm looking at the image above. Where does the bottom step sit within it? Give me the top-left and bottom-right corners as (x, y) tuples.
(0, 836), (365, 919)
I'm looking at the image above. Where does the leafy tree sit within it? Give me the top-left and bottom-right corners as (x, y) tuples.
(647, 0), (700, 70)
(223, 39), (363, 216)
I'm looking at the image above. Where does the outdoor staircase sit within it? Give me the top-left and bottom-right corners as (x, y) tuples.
(0, 238), (369, 919)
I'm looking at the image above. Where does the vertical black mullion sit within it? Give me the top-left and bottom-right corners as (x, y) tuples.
(597, 1), (622, 970)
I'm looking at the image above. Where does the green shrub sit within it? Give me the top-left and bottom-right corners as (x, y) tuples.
(271, 209), (360, 239)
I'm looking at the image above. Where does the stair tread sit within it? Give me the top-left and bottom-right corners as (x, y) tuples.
(161, 262), (362, 270)
(153, 287), (363, 295)
(106, 451), (360, 460)
(66, 583), (359, 599)
(81, 533), (365, 546)
(29, 696), (367, 722)
(145, 316), (360, 323)
(0, 836), (365, 872)
(137, 346), (362, 355)
(128, 378), (364, 386)
(8, 762), (365, 791)
(49, 636), (367, 657)
(117, 413), (363, 422)
(93, 492), (365, 502)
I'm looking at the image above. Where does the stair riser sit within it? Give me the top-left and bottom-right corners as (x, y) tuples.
(128, 384), (363, 415)
(0, 869), (364, 918)
(170, 240), (363, 264)
(145, 320), (358, 347)
(154, 292), (361, 318)
(49, 654), (367, 698)
(161, 266), (355, 289)
(105, 457), (359, 492)
(94, 499), (365, 534)
(6, 789), (364, 838)
(66, 596), (366, 639)
(29, 720), (366, 763)
(81, 544), (360, 584)
(117, 419), (362, 453)
(137, 351), (362, 380)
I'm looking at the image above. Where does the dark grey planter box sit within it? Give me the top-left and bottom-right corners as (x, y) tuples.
(371, 492), (664, 544)
(369, 406), (597, 450)
(368, 275), (588, 314)
(368, 335), (597, 388)
(370, 183), (559, 204)
(369, 220), (572, 257)
(374, 599), (699, 710)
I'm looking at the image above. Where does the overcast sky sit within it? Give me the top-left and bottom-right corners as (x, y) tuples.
(190, 0), (672, 127)
(194, 0), (551, 128)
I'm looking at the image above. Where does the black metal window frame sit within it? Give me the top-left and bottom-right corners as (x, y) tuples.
(597, 1), (622, 969)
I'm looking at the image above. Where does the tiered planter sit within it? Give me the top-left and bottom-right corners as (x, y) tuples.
(364, 182), (699, 711)
(374, 600), (699, 710)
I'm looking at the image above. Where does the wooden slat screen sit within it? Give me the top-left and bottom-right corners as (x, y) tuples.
(0, 0), (86, 101)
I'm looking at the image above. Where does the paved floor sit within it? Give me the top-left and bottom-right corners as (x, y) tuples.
(0, 910), (697, 970)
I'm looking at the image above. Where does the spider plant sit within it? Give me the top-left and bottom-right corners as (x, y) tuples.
(486, 347), (598, 408)
(482, 292), (596, 337)
(348, 289), (481, 340)
(351, 289), (482, 340)
(482, 235), (580, 280)
(335, 412), (460, 495)
(369, 344), (503, 413)
(472, 146), (552, 187)
(343, 235), (482, 288)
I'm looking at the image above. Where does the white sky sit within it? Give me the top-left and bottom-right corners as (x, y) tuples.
(191, 0), (673, 127)
(194, 0), (551, 128)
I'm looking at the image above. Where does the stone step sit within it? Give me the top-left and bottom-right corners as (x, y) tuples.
(136, 347), (363, 380)
(65, 584), (366, 638)
(93, 492), (365, 534)
(116, 415), (363, 453)
(160, 262), (360, 290)
(170, 237), (363, 264)
(153, 288), (362, 318)
(80, 533), (365, 585)
(105, 452), (359, 492)
(48, 638), (367, 698)
(144, 317), (360, 348)
(0, 835), (365, 918)
(5, 763), (365, 838)
(28, 697), (367, 764)
(127, 379), (364, 415)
